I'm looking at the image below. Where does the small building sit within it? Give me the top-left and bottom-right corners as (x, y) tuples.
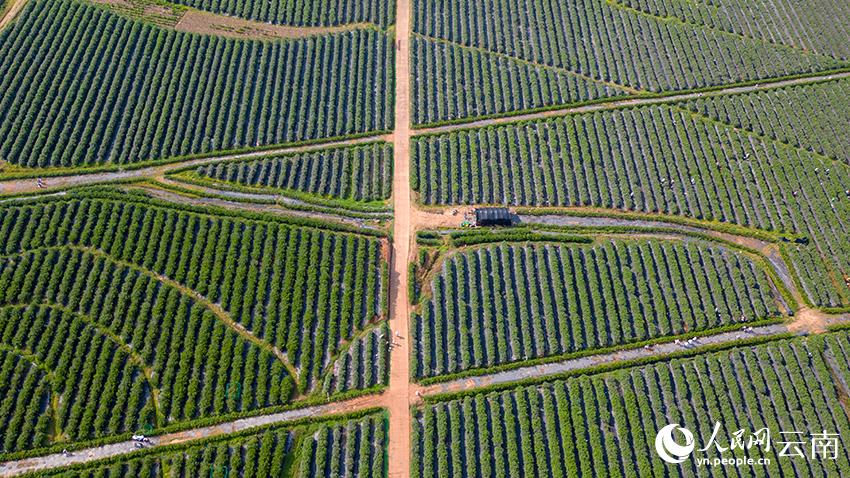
(474, 207), (512, 227)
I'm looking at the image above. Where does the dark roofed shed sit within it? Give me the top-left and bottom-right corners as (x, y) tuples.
(474, 207), (512, 227)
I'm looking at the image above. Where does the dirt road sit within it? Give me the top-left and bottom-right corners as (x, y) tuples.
(175, 9), (378, 40)
(386, 0), (413, 474)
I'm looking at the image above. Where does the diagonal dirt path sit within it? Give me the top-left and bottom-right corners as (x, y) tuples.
(0, 394), (383, 477)
(173, 8), (379, 40)
(415, 310), (850, 399)
(0, 0), (26, 30)
(414, 70), (850, 135)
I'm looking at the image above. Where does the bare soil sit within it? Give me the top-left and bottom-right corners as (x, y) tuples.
(0, 0), (27, 30)
(385, 0), (413, 473)
(175, 9), (375, 40)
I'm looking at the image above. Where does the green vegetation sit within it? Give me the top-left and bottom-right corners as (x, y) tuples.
(410, 0), (846, 122)
(0, 0), (394, 169)
(411, 102), (850, 309)
(0, 253), (294, 453)
(413, 333), (850, 477)
(412, 240), (782, 378)
(0, 188), (387, 453)
(31, 411), (387, 477)
(410, 36), (628, 125)
(321, 323), (390, 396)
(0, 305), (151, 453)
(190, 143), (393, 204)
(683, 77), (850, 165)
(619, 0), (850, 61)
(171, 0), (396, 27)
(93, 0), (186, 27)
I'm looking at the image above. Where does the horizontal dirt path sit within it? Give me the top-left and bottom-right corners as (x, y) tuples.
(0, 395), (382, 477)
(153, 177), (391, 218)
(0, 134), (389, 196)
(415, 70), (850, 135)
(133, 182), (385, 230)
(417, 311), (850, 398)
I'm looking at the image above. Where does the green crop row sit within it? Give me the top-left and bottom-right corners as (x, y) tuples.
(28, 411), (387, 478)
(413, 239), (782, 378)
(0, 0), (394, 169)
(171, 0), (395, 27)
(413, 332), (850, 477)
(411, 100), (850, 309)
(409, 0), (845, 122)
(192, 142), (393, 204)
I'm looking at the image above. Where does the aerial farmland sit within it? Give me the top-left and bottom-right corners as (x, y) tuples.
(0, 0), (848, 476)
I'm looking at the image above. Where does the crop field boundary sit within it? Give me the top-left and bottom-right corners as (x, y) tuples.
(1, 408), (387, 477)
(0, 0), (25, 29)
(4, 0), (390, 40)
(2, 0), (850, 475)
(414, 225), (798, 311)
(165, 171), (392, 214)
(413, 68), (850, 133)
(414, 318), (787, 387)
(412, 32), (644, 96)
(130, 181), (390, 231)
(9, 187), (388, 238)
(0, 131), (390, 183)
(417, 331), (805, 404)
(0, 242), (300, 382)
(408, 228), (799, 384)
(3, 70), (850, 195)
(604, 0), (844, 62)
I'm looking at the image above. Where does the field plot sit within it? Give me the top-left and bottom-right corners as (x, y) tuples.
(410, 0), (847, 123)
(188, 142), (393, 204)
(413, 333), (850, 477)
(0, 305), (153, 453)
(0, 0), (394, 169)
(0, 189), (387, 453)
(410, 36), (630, 125)
(681, 77), (850, 165)
(411, 102), (850, 309)
(33, 411), (387, 478)
(323, 324), (390, 396)
(170, 0), (395, 27)
(412, 240), (781, 379)
(619, 0), (850, 61)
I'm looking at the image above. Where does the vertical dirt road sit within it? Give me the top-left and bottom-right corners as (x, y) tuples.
(387, 0), (412, 474)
